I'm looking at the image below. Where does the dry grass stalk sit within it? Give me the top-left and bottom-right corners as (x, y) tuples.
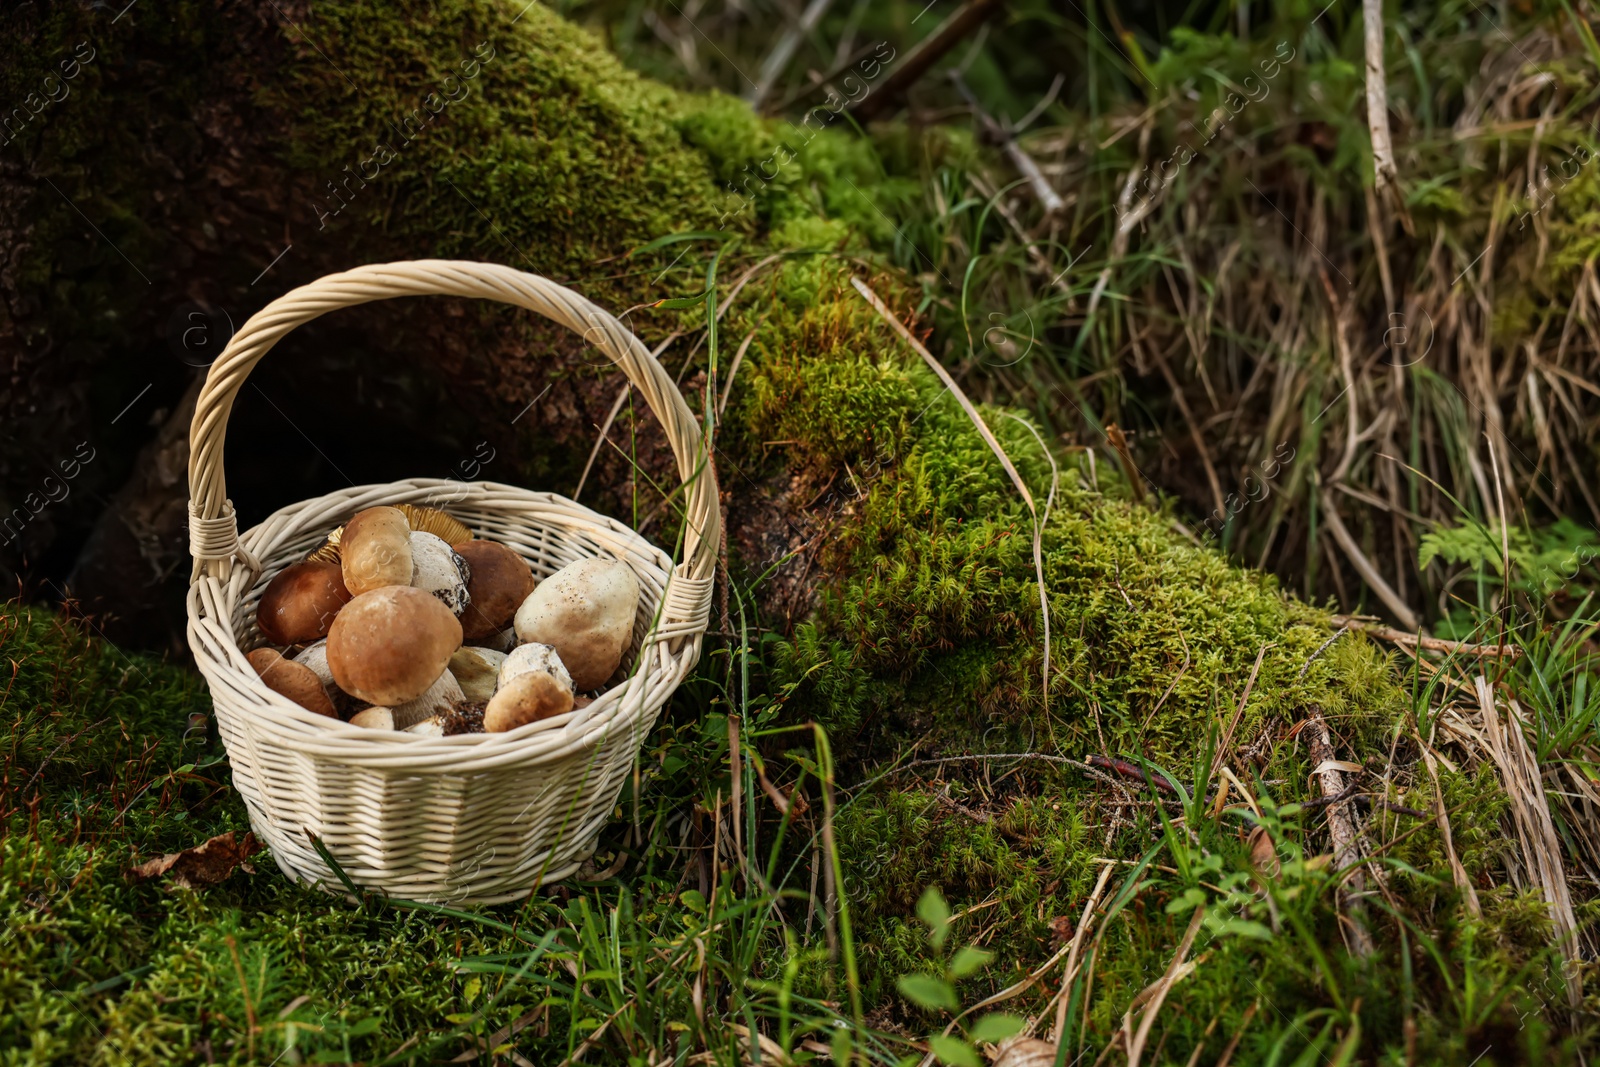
(1319, 489), (1420, 632)
(1124, 907), (1206, 1067)
(1415, 728), (1483, 918)
(1040, 863), (1116, 1040)
(915, 865), (1114, 1067)
(1473, 676), (1583, 1010)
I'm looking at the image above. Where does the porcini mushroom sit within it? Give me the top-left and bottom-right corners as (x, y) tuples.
(411, 530), (472, 615)
(349, 706), (397, 729)
(499, 642), (574, 688)
(347, 670), (462, 733)
(340, 506), (413, 595)
(454, 540), (536, 639)
(485, 643), (574, 731)
(513, 557), (639, 691)
(484, 672), (574, 733)
(448, 646), (506, 704)
(293, 639), (349, 714)
(326, 585), (462, 706)
(247, 647), (338, 718)
(386, 668), (464, 729)
(256, 560), (352, 645)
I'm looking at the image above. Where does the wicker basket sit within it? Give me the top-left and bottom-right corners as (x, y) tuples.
(184, 260), (718, 904)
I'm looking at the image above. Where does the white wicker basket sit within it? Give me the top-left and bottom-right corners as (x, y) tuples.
(184, 261), (718, 904)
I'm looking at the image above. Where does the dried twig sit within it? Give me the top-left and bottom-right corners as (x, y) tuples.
(1361, 0), (1412, 230)
(949, 71), (1063, 214)
(1104, 423), (1146, 505)
(851, 0), (1009, 121)
(1330, 614), (1522, 659)
(1300, 706), (1375, 957)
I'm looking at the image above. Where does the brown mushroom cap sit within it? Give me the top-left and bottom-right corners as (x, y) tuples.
(256, 561), (352, 645)
(454, 540), (536, 639)
(340, 506), (413, 595)
(247, 647), (338, 717)
(484, 671), (574, 733)
(326, 585), (463, 706)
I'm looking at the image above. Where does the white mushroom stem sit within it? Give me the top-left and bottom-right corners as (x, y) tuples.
(388, 669), (464, 730)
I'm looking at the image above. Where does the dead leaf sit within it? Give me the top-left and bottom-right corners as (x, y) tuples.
(127, 831), (261, 889)
(1248, 825), (1280, 877)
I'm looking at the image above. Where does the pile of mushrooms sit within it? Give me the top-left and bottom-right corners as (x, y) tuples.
(248, 505), (640, 735)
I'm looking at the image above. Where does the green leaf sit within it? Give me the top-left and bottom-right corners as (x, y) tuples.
(949, 946), (994, 978)
(444, 1012), (476, 1024)
(917, 886), (952, 929)
(1165, 887), (1207, 915)
(462, 977), (482, 1003)
(679, 890), (707, 914)
(967, 1013), (1025, 1044)
(919, 885), (953, 948)
(830, 1026), (854, 1065)
(346, 1016), (381, 1037)
(1209, 918), (1275, 941)
(928, 1035), (982, 1067)
(897, 973), (959, 1012)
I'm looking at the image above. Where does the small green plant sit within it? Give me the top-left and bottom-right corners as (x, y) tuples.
(894, 887), (1025, 1067)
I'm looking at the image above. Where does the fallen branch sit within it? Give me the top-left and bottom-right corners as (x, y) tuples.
(1361, 0), (1412, 230)
(1330, 614), (1522, 659)
(851, 0), (1009, 122)
(1086, 754), (1182, 797)
(1299, 707), (1374, 957)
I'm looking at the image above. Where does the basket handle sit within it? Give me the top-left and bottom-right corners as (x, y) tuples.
(186, 260), (720, 613)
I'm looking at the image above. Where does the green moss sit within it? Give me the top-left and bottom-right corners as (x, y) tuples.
(743, 256), (1407, 766)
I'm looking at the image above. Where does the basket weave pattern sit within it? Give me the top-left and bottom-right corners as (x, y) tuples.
(184, 262), (718, 904)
